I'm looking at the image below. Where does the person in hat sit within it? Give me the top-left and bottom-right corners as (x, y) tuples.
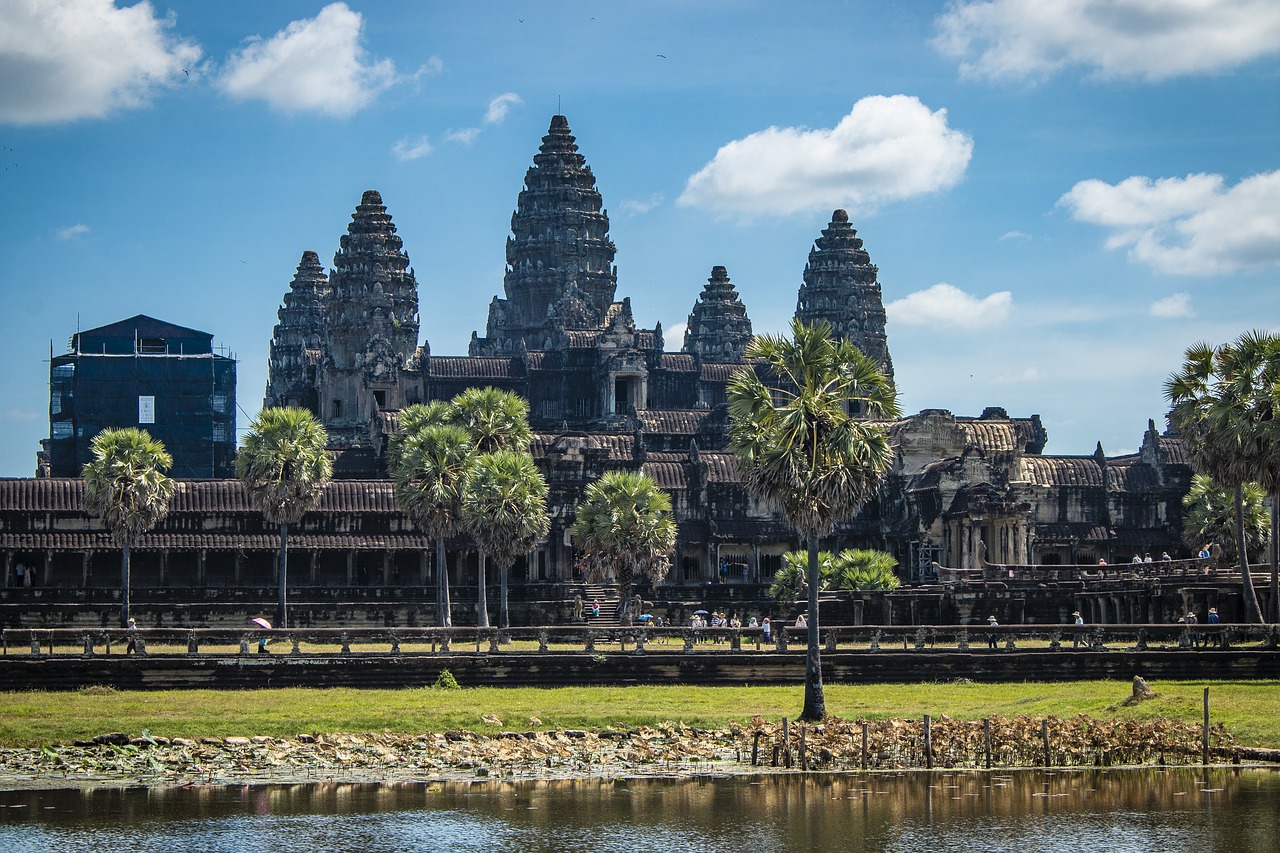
(986, 615), (999, 649)
(1071, 610), (1085, 649)
(1185, 610), (1199, 648)
(1206, 607), (1220, 647)
(125, 617), (138, 655)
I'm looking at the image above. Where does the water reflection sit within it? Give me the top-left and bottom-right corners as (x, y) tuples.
(0, 768), (1276, 852)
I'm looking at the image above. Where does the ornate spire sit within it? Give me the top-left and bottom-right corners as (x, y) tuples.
(794, 209), (894, 385)
(265, 250), (329, 411)
(683, 265), (753, 363)
(325, 190), (420, 370)
(474, 115), (617, 353)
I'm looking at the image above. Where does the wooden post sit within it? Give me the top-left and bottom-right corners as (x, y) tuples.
(752, 730), (762, 766)
(1041, 718), (1051, 767)
(984, 718), (992, 768)
(924, 714), (933, 769)
(1203, 687), (1210, 766)
(771, 744), (780, 767)
(782, 718), (791, 769)
(800, 725), (809, 771)
(861, 721), (869, 770)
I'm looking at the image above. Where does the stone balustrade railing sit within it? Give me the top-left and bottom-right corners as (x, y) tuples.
(4, 623), (1277, 658)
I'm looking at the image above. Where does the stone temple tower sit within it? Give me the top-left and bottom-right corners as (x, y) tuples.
(794, 209), (894, 386)
(682, 266), (753, 363)
(265, 250), (329, 413)
(317, 190), (422, 445)
(471, 114), (617, 354)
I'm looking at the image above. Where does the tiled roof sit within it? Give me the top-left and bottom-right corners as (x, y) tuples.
(700, 452), (741, 483)
(642, 461), (688, 490)
(428, 357), (515, 379)
(0, 479), (404, 514)
(1019, 457), (1104, 487)
(565, 330), (601, 348)
(659, 353), (696, 372)
(1109, 462), (1161, 491)
(636, 331), (656, 350)
(0, 532), (432, 551)
(638, 409), (707, 435)
(958, 421), (1018, 452)
(1159, 436), (1189, 465)
(699, 363), (742, 383)
(1034, 522), (1111, 542)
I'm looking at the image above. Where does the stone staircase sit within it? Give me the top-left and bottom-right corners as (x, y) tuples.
(579, 584), (622, 627)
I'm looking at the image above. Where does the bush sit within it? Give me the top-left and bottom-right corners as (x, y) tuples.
(433, 669), (461, 689)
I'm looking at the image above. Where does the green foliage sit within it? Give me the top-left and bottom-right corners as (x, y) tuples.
(432, 669), (461, 690)
(235, 407), (332, 526)
(768, 549), (899, 600)
(572, 471), (677, 592)
(462, 450), (551, 571)
(81, 427), (175, 545)
(391, 423), (474, 540)
(449, 387), (533, 454)
(1182, 474), (1270, 563)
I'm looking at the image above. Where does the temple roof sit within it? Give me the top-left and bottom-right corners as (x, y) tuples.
(683, 266), (753, 363)
(1018, 457), (1104, 487)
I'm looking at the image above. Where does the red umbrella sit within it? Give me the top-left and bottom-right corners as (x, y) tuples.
(251, 617), (272, 630)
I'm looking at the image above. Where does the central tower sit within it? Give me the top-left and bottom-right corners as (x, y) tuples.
(471, 115), (617, 354)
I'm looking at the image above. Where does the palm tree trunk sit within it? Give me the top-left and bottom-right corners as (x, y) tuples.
(799, 535), (825, 721)
(476, 551), (490, 627)
(435, 539), (452, 627)
(1271, 488), (1279, 623)
(499, 564), (510, 629)
(120, 541), (131, 628)
(1234, 484), (1262, 623)
(278, 522), (289, 629)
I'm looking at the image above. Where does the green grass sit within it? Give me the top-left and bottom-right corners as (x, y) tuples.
(0, 680), (1276, 749)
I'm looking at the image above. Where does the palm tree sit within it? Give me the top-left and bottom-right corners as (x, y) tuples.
(833, 548), (901, 591)
(727, 319), (899, 720)
(1182, 474), (1270, 565)
(391, 422), (473, 627)
(1165, 334), (1279, 622)
(236, 407), (332, 629)
(385, 401), (454, 473)
(81, 428), (175, 627)
(769, 550), (837, 603)
(450, 386), (533, 454)
(571, 470), (677, 622)
(461, 450), (550, 628)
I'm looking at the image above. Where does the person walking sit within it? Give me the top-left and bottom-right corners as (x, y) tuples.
(125, 617), (138, 655)
(986, 615), (1000, 649)
(1071, 611), (1085, 649)
(761, 616), (772, 646)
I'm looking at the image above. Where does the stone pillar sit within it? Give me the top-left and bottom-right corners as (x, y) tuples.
(159, 549), (168, 586)
(751, 542), (760, 584)
(2, 552), (9, 588)
(382, 551), (392, 586)
(81, 551), (91, 587)
(310, 551), (319, 585)
(346, 551), (355, 586)
(419, 550), (429, 586)
(959, 524), (970, 569)
(234, 551), (243, 585)
(197, 550), (206, 586)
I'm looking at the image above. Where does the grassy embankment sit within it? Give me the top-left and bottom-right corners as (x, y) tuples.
(1, 679), (1276, 749)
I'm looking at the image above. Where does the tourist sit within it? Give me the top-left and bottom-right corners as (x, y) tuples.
(1131, 554), (1143, 564)
(986, 615), (999, 649)
(1161, 551), (1172, 562)
(747, 616), (758, 628)
(258, 636), (270, 654)
(1097, 558), (1107, 566)
(729, 613), (741, 629)
(761, 617), (772, 645)
(591, 600), (600, 620)
(13, 561), (24, 586)
(1143, 553), (1153, 563)
(795, 612), (807, 629)
(125, 618), (138, 655)
(1207, 607), (1220, 648)
(1185, 610), (1199, 648)
(1071, 611), (1084, 649)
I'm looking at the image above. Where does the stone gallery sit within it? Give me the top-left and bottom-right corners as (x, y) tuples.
(4, 115), (1199, 626)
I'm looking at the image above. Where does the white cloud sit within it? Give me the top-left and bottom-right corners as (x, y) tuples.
(886, 283), (1013, 329)
(0, 0), (200, 124)
(446, 127), (481, 145)
(664, 322), (688, 349)
(934, 0), (1280, 82)
(677, 95), (972, 218)
(392, 136), (432, 161)
(620, 194), (665, 215)
(57, 224), (90, 240)
(484, 92), (522, 125)
(219, 2), (395, 117)
(1150, 293), (1194, 319)
(0, 408), (38, 422)
(998, 230), (1031, 242)
(1059, 170), (1280, 275)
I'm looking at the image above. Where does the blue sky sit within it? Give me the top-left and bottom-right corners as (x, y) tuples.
(1, 0), (1278, 477)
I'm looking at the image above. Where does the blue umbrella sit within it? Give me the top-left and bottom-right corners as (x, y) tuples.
(636, 614), (654, 621)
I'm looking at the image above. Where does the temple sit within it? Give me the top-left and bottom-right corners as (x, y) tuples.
(4, 115), (1235, 627)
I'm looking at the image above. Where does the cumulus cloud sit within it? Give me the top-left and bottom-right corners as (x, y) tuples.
(934, 0), (1280, 82)
(446, 127), (481, 145)
(0, 0), (200, 124)
(484, 92), (522, 124)
(219, 3), (395, 117)
(392, 136), (432, 161)
(57, 224), (90, 240)
(1058, 170), (1280, 275)
(886, 283), (1013, 329)
(1150, 293), (1194, 319)
(664, 322), (688, 349)
(678, 95), (972, 218)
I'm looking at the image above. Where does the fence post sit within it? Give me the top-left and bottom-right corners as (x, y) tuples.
(800, 725), (809, 771)
(782, 718), (791, 768)
(983, 718), (992, 768)
(861, 721), (869, 770)
(924, 715), (933, 769)
(752, 730), (762, 766)
(1041, 718), (1051, 766)
(1202, 687), (1210, 766)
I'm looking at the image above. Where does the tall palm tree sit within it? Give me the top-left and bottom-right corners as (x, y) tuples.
(1165, 334), (1277, 622)
(1182, 474), (1269, 565)
(450, 386), (533, 454)
(236, 407), (332, 629)
(461, 450), (550, 628)
(391, 422), (473, 627)
(385, 401), (453, 474)
(727, 319), (899, 721)
(81, 428), (175, 627)
(571, 470), (677, 622)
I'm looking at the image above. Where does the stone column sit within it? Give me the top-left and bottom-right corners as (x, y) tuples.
(310, 551), (319, 585)
(234, 551), (243, 585)
(197, 549), (206, 586)
(345, 551), (355, 586)
(751, 542), (760, 584)
(2, 551), (9, 588)
(81, 551), (91, 587)
(382, 551), (392, 586)
(420, 550), (429, 586)
(159, 549), (168, 586)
